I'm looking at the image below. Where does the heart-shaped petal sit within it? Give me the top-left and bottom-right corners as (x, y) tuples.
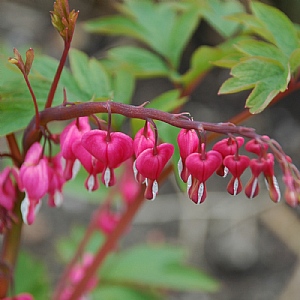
(185, 150), (222, 182)
(135, 143), (174, 180)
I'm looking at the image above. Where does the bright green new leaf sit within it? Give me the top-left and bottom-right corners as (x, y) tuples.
(251, 1), (299, 57)
(219, 57), (289, 113)
(202, 0), (245, 38)
(12, 251), (50, 298)
(101, 244), (219, 292)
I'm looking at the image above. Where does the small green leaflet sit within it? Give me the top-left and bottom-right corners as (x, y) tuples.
(219, 56), (289, 113)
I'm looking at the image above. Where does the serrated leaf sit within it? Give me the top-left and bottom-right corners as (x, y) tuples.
(12, 251), (50, 298)
(251, 1), (299, 57)
(202, 0), (245, 37)
(92, 285), (163, 300)
(219, 57), (289, 113)
(235, 40), (288, 64)
(101, 244), (219, 293)
(106, 46), (170, 77)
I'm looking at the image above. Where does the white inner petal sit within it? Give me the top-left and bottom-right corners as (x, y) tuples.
(233, 177), (239, 196)
(21, 194), (30, 225)
(72, 159), (81, 180)
(250, 178), (258, 199)
(177, 158), (183, 177)
(104, 168), (111, 188)
(273, 175), (281, 202)
(54, 191), (63, 207)
(187, 175), (192, 193)
(197, 182), (204, 205)
(87, 175), (95, 192)
(133, 160), (138, 182)
(151, 180), (159, 201)
(223, 166), (229, 178)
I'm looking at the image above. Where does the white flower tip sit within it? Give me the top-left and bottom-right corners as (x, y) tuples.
(104, 168), (111, 188)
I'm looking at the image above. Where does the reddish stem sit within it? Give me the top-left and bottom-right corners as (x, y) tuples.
(0, 134), (24, 298)
(45, 41), (71, 109)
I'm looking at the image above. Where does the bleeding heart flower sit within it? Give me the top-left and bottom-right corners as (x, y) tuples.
(213, 137), (244, 177)
(60, 117), (90, 180)
(135, 143), (174, 200)
(244, 158), (266, 199)
(177, 129), (199, 182)
(0, 167), (18, 211)
(223, 155), (250, 195)
(47, 153), (65, 207)
(133, 123), (155, 183)
(185, 148), (222, 204)
(133, 122), (155, 157)
(19, 142), (48, 225)
(81, 129), (133, 187)
(263, 153), (281, 203)
(72, 140), (105, 192)
(245, 136), (269, 155)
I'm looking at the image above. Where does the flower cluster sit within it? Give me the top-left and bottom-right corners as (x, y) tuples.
(0, 116), (299, 229)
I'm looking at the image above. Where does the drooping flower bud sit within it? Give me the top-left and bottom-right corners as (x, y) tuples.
(135, 143), (174, 200)
(177, 129), (199, 182)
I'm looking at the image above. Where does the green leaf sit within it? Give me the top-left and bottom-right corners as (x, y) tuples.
(234, 39), (288, 64)
(92, 285), (163, 300)
(219, 57), (289, 113)
(101, 244), (219, 293)
(84, 0), (200, 68)
(84, 15), (146, 41)
(69, 49), (112, 99)
(12, 251), (50, 298)
(105, 46), (170, 77)
(289, 48), (300, 73)
(202, 0), (245, 37)
(251, 1), (299, 57)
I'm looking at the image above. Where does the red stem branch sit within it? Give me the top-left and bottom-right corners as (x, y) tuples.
(44, 41), (71, 109)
